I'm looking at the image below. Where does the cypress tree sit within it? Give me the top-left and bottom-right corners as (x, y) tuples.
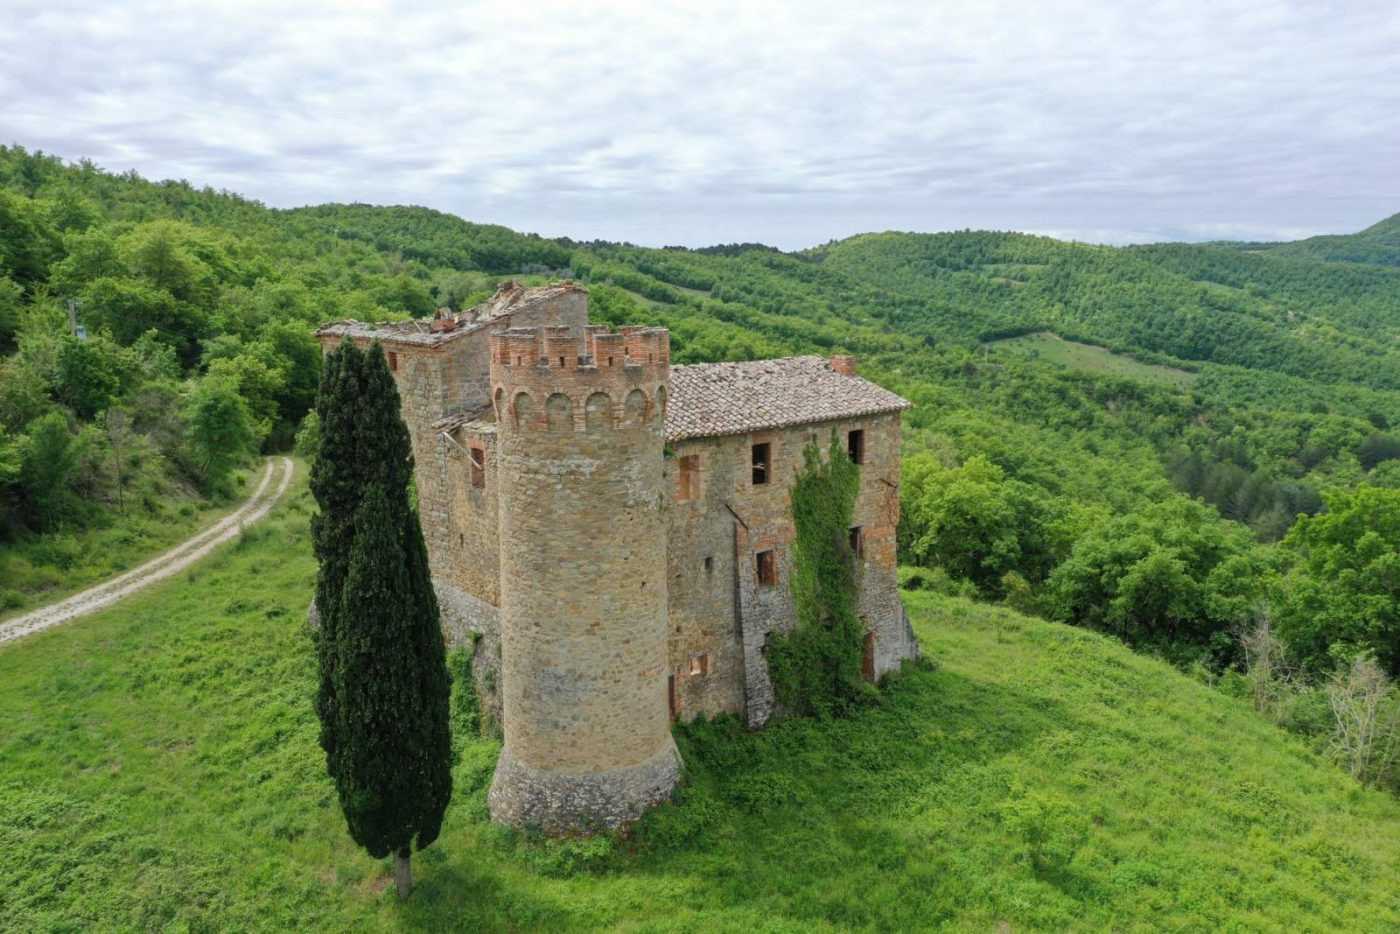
(310, 339), (452, 898)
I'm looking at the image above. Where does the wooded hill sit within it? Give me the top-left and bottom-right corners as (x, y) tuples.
(1230, 211), (1400, 267)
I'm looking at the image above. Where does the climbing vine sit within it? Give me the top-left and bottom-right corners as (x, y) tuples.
(766, 432), (875, 718)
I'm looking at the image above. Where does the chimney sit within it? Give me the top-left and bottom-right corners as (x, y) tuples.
(830, 355), (857, 376)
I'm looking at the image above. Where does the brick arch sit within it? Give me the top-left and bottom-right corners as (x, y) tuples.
(546, 393), (574, 432)
(585, 391), (613, 430)
(512, 391), (534, 429)
(623, 388), (649, 426)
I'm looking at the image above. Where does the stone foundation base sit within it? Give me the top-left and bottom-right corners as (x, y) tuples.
(487, 740), (682, 833)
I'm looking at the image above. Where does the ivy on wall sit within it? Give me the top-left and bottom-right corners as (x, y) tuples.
(766, 432), (876, 718)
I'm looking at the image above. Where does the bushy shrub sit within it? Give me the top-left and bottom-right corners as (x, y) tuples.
(998, 788), (1089, 875)
(447, 645), (481, 753)
(898, 565), (978, 598)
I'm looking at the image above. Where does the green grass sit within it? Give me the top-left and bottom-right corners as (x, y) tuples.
(0, 464), (266, 622)
(2, 475), (1397, 931)
(987, 332), (1198, 388)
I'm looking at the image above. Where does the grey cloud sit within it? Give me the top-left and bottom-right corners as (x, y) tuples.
(1, 0), (1397, 249)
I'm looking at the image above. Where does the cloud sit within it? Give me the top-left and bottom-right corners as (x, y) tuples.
(2, 0), (1398, 249)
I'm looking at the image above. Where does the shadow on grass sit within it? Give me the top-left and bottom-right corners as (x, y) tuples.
(393, 856), (576, 931)
(524, 662), (1081, 928)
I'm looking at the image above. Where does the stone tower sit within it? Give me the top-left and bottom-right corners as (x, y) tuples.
(486, 324), (682, 831)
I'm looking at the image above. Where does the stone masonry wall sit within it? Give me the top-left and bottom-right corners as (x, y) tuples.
(663, 435), (748, 721)
(717, 412), (912, 728)
(317, 291), (589, 621)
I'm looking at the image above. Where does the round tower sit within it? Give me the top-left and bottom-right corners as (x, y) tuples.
(486, 324), (680, 832)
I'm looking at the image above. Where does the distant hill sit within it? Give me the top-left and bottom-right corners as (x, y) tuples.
(1235, 212), (1400, 267)
(803, 227), (1400, 390)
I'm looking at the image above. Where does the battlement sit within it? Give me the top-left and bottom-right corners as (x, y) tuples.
(491, 325), (669, 370)
(490, 326), (670, 432)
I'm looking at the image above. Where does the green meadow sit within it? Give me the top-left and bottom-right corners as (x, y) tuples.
(985, 332), (1198, 389)
(2, 474), (1397, 932)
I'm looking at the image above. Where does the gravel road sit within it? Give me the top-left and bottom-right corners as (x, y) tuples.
(0, 457), (296, 647)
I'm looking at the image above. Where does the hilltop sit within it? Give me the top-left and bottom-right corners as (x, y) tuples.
(1, 483), (1396, 930)
(1239, 211), (1400, 267)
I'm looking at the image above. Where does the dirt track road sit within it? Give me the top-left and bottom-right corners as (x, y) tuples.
(0, 457), (296, 647)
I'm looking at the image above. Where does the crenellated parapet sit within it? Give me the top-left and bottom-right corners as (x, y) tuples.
(489, 326), (670, 433)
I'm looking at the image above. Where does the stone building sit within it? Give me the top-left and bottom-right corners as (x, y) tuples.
(316, 281), (918, 831)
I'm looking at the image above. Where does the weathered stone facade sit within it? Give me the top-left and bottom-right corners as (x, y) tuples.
(315, 282), (917, 833)
(667, 411), (916, 726)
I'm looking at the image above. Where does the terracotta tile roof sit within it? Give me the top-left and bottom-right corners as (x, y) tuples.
(315, 281), (584, 348)
(664, 356), (909, 442)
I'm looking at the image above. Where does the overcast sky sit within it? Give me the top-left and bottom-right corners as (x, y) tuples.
(3, 1), (1398, 250)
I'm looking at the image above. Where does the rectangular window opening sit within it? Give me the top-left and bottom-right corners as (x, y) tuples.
(387, 350), (399, 372)
(756, 549), (777, 587)
(751, 442), (770, 485)
(849, 526), (865, 559)
(469, 447), (485, 488)
(848, 429), (865, 465)
(703, 556), (714, 573)
(677, 454), (700, 502)
(689, 653), (709, 676)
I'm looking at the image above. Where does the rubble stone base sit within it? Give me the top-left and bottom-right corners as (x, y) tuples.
(487, 740), (682, 833)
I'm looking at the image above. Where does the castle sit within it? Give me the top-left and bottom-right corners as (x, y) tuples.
(316, 281), (917, 832)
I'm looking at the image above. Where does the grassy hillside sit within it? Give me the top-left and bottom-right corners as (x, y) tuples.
(2, 475), (1396, 931)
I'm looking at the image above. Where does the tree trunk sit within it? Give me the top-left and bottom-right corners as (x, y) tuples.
(394, 850), (412, 899)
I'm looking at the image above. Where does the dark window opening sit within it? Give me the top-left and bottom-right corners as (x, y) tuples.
(689, 653), (709, 676)
(752, 442), (771, 485)
(607, 356), (615, 367)
(848, 429), (865, 465)
(668, 674), (677, 720)
(756, 549), (777, 586)
(849, 526), (864, 559)
(703, 556), (714, 573)
(559, 356), (566, 367)
(677, 454), (700, 502)
(469, 447), (486, 488)
(862, 630), (876, 681)
(387, 351), (398, 372)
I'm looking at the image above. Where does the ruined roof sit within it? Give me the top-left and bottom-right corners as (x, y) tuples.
(664, 356), (910, 442)
(433, 404), (496, 436)
(315, 281), (584, 348)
